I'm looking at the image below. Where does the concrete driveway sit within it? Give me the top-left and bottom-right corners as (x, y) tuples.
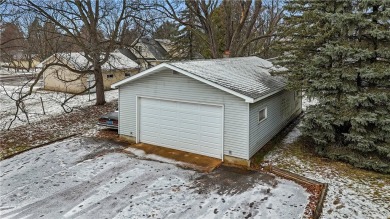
(0, 137), (309, 219)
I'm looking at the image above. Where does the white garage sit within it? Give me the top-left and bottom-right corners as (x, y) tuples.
(138, 97), (223, 159)
(112, 57), (301, 164)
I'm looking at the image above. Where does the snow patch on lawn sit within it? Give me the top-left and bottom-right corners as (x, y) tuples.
(282, 127), (301, 145)
(302, 95), (318, 110)
(265, 122), (390, 219)
(0, 83), (118, 130)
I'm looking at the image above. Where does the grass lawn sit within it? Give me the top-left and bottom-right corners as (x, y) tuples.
(252, 121), (390, 219)
(0, 100), (117, 160)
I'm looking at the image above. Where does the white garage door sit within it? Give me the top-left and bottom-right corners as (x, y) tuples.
(139, 98), (223, 159)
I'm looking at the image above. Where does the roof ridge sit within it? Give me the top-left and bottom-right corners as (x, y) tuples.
(168, 56), (260, 64)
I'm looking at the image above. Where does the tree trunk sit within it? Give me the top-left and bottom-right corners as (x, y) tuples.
(94, 67), (105, 105)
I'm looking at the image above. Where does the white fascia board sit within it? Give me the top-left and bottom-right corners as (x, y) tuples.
(252, 88), (284, 103)
(165, 64), (254, 103)
(111, 63), (169, 88)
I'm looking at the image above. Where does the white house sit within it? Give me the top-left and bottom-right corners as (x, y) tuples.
(112, 57), (301, 165)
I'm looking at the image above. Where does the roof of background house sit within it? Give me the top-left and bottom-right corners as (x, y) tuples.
(37, 52), (139, 70)
(155, 39), (173, 52)
(112, 56), (287, 103)
(138, 37), (169, 60)
(117, 48), (138, 61)
(155, 39), (204, 60)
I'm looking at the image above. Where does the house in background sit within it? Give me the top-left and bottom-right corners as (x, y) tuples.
(112, 57), (302, 166)
(130, 37), (170, 69)
(127, 37), (204, 70)
(0, 50), (41, 72)
(38, 52), (139, 94)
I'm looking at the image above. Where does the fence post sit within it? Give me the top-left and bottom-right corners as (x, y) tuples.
(40, 97), (46, 115)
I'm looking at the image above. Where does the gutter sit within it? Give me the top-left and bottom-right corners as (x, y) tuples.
(250, 88), (284, 103)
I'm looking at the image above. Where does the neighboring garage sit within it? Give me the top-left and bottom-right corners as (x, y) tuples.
(112, 57), (302, 165)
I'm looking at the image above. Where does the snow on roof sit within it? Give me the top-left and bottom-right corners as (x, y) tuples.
(112, 56), (286, 103)
(169, 57), (286, 100)
(37, 52), (139, 70)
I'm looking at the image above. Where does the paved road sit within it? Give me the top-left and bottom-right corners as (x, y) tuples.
(0, 137), (309, 219)
(0, 74), (37, 85)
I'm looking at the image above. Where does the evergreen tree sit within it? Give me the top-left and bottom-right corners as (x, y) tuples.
(278, 1), (390, 172)
(41, 21), (60, 59)
(152, 21), (178, 40)
(27, 17), (42, 55)
(0, 22), (25, 54)
(170, 2), (207, 60)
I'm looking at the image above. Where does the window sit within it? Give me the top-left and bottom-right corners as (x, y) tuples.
(106, 74), (114, 78)
(125, 73), (131, 77)
(258, 107), (267, 123)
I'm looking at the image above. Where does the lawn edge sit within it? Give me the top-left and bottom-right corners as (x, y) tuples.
(1, 134), (78, 160)
(267, 166), (328, 219)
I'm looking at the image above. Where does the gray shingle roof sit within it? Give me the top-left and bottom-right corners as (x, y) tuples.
(140, 38), (169, 60)
(168, 56), (286, 100)
(112, 56), (286, 102)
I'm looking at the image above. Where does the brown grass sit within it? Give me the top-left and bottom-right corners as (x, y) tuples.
(0, 101), (118, 160)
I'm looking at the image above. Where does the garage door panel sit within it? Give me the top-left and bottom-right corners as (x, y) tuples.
(159, 108), (177, 114)
(199, 146), (220, 155)
(200, 116), (221, 123)
(158, 117), (178, 125)
(140, 124), (161, 133)
(177, 132), (201, 142)
(142, 115), (175, 126)
(201, 132), (221, 140)
(140, 116), (157, 124)
(141, 133), (160, 143)
(200, 126), (221, 134)
(177, 112), (201, 122)
(139, 98), (223, 159)
(179, 117), (204, 126)
(200, 110), (221, 117)
(200, 136), (221, 145)
(175, 137), (199, 147)
(159, 134), (178, 143)
(199, 122), (221, 129)
(140, 106), (160, 114)
(177, 109), (220, 118)
(176, 121), (200, 130)
(175, 128), (199, 136)
(159, 126), (181, 135)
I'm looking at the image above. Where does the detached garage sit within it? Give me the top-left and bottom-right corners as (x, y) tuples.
(112, 56), (301, 165)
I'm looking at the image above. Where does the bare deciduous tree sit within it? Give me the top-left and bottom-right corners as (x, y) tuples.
(4, 0), (154, 105)
(0, 0), (158, 130)
(157, 0), (284, 58)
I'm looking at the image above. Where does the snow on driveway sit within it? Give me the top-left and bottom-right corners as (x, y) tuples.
(0, 137), (309, 219)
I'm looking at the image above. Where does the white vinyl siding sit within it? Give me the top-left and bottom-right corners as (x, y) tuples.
(248, 90), (302, 158)
(119, 69), (249, 159)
